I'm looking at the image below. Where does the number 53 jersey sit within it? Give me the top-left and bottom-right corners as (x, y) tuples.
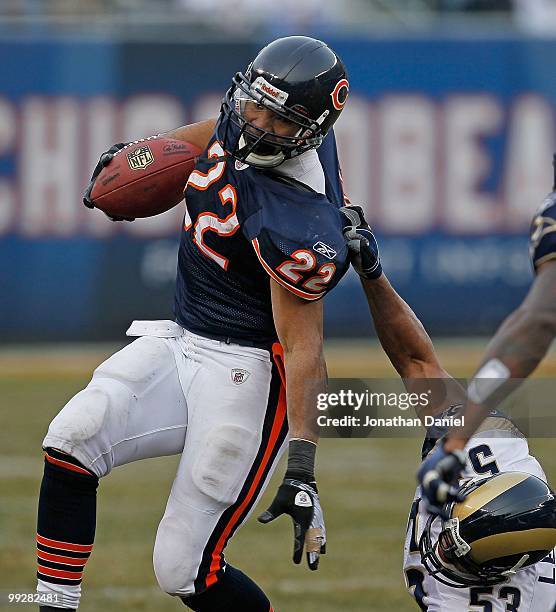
(404, 416), (556, 611)
(174, 131), (350, 346)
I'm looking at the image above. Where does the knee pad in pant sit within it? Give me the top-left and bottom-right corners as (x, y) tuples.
(44, 380), (131, 478)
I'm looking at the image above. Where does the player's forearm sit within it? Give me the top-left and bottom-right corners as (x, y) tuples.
(481, 261), (556, 379)
(445, 265), (556, 452)
(479, 307), (556, 380)
(469, 263), (556, 403)
(362, 275), (466, 417)
(160, 119), (216, 151)
(361, 275), (441, 379)
(270, 281), (325, 444)
(283, 344), (327, 443)
(446, 308), (556, 448)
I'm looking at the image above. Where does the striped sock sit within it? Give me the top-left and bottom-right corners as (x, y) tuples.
(37, 534), (93, 586)
(36, 449), (98, 609)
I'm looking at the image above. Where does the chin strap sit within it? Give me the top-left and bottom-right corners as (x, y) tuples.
(501, 554), (530, 576)
(245, 150), (286, 168)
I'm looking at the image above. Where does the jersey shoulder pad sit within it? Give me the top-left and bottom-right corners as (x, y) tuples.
(530, 193), (556, 271)
(245, 200), (349, 301)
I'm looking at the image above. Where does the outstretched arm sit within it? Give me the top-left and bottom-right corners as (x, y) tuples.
(361, 274), (445, 380)
(360, 274), (466, 418)
(473, 260), (556, 379)
(421, 161), (556, 511)
(340, 206), (464, 413)
(444, 260), (556, 452)
(341, 205), (469, 513)
(444, 164), (556, 451)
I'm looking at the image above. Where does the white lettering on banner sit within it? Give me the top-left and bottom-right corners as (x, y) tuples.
(379, 96), (436, 233)
(0, 93), (554, 238)
(20, 98), (80, 236)
(444, 95), (503, 233)
(504, 95), (554, 230)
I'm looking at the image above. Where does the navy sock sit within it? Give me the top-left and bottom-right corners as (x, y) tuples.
(182, 565), (271, 612)
(37, 449), (98, 593)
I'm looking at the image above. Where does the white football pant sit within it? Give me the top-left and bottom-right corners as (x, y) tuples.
(42, 321), (288, 605)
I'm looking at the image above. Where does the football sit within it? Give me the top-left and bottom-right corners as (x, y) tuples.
(90, 137), (203, 219)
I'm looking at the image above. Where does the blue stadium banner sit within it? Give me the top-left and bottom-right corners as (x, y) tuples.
(0, 37), (553, 340)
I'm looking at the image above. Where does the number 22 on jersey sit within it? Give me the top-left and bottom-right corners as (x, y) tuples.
(186, 142), (239, 271)
(186, 142), (336, 297)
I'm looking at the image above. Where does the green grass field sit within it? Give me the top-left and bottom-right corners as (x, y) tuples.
(1, 340), (556, 612)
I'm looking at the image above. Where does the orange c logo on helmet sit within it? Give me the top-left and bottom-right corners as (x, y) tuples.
(331, 79), (349, 111)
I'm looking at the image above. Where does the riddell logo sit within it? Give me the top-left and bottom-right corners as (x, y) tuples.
(252, 77), (289, 105)
(260, 83), (280, 98)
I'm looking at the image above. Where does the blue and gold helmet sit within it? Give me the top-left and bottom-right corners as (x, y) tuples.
(420, 472), (556, 587)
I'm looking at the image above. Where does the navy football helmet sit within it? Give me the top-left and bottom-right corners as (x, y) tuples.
(216, 36), (348, 168)
(420, 472), (556, 588)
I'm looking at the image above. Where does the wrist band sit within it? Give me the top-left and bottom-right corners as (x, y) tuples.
(286, 438), (317, 481)
(467, 359), (511, 404)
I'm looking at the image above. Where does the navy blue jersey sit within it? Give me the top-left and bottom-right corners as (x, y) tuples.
(530, 192), (556, 272)
(174, 131), (350, 346)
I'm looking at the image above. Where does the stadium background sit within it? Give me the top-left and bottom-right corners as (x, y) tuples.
(2, 1), (556, 610)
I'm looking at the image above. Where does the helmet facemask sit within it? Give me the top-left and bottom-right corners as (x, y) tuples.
(420, 513), (479, 588)
(216, 71), (326, 169)
(419, 512), (508, 588)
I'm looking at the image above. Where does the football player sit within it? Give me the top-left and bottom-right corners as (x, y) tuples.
(341, 207), (556, 610)
(407, 464), (556, 611)
(417, 156), (556, 517)
(36, 36), (352, 612)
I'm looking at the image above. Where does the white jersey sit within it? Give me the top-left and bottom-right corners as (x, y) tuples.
(404, 417), (556, 611)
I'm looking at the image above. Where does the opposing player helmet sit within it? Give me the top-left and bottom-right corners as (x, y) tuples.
(420, 472), (556, 587)
(216, 36), (348, 168)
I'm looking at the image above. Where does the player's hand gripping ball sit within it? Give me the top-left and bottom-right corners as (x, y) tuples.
(339, 205), (382, 279)
(83, 137), (202, 221)
(83, 142), (130, 221)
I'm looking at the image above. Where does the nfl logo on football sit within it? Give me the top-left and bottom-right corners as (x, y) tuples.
(127, 145), (154, 170)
